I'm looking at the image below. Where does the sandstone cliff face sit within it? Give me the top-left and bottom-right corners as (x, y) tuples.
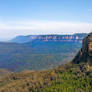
(25, 34), (86, 42)
(11, 33), (87, 43)
(73, 33), (92, 65)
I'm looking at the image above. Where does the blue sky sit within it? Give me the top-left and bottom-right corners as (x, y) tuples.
(0, 0), (92, 40)
(0, 0), (92, 22)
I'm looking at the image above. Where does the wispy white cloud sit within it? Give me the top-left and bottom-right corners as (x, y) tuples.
(0, 21), (92, 40)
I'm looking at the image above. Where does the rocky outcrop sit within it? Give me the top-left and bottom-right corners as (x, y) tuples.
(73, 33), (92, 65)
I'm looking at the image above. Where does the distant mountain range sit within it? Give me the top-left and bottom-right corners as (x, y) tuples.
(11, 33), (87, 43)
(0, 33), (87, 72)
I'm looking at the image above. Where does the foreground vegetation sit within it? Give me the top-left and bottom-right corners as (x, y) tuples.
(0, 63), (92, 92)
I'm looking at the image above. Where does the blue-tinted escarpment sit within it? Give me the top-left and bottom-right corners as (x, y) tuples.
(11, 33), (87, 43)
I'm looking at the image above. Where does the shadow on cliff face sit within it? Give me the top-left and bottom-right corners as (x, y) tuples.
(73, 33), (92, 65)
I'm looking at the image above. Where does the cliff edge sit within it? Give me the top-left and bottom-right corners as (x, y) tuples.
(73, 33), (92, 65)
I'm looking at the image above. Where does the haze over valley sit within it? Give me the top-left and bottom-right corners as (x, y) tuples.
(0, 0), (92, 92)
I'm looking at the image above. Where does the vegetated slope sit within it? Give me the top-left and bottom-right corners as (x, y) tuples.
(0, 41), (81, 72)
(0, 63), (92, 92)
(0, 69), (12, 76)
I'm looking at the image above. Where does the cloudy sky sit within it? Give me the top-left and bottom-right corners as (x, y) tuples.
(0, 0), (92, 40)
